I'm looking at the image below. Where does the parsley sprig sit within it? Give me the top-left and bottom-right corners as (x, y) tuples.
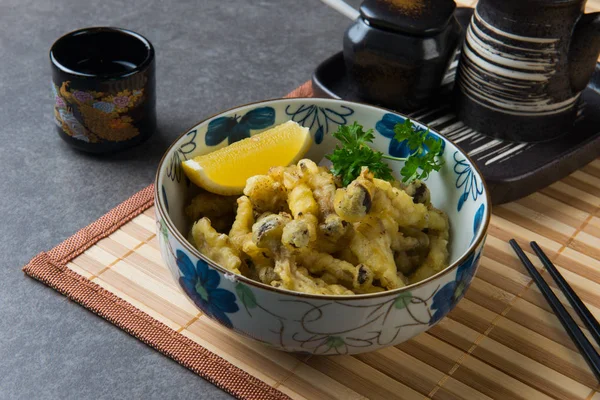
(325, 120), (444, 186)
(326, 122), (393, 187)
(391, 119), (444, 182)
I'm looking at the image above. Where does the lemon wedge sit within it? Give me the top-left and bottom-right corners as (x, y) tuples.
(182, 120), (312, 195)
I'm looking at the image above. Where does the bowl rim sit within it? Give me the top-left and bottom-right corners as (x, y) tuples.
(154, 97), (492, 300)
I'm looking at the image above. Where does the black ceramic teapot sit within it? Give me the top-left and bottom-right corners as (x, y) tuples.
(343, 0), (461, 111)
(454, 0), (600, 142)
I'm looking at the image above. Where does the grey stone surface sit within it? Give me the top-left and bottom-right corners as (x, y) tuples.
(0, 0), (360, 398)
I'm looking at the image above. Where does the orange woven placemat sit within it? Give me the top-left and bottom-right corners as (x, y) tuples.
(22, 185), (290, 400)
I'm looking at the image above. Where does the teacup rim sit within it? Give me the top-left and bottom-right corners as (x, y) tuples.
(49, 26), (155, 80)
(155, 97), (492, 300)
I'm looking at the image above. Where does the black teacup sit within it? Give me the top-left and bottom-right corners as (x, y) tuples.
(50, 27), (156, 153)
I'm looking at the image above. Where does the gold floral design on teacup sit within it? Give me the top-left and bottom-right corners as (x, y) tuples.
(53, 81), (144, 143)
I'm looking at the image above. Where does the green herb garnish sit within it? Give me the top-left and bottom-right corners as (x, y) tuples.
(326, 120), (444, 185)
(325, 122), (393, 187)
(391, 119), (445, 182)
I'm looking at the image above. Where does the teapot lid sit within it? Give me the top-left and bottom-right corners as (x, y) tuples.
(359, 0), (457, 36)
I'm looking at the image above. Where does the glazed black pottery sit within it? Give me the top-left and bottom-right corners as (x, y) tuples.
(455, 0), (600, 142)
(50, 27), (156, 153)
(343, 0), (461, 111)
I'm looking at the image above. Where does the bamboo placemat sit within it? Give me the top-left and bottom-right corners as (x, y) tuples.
(23, 156), (600, 400)
(23, 1), (600, 396)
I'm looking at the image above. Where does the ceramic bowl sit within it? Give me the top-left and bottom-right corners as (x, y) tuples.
(154, 98), (490, 355)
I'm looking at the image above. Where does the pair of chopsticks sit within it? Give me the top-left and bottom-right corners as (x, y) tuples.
(510, 239), (600, 383)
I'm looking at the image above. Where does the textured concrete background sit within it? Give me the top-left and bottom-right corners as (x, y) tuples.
(0, 0), (360, 398)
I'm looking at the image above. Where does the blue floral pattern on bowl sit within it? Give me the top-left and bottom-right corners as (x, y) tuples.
(428, 248), (482, 325)
(176, 250), (239, 328)
(473, 204), (485, 243)
(166, 129), (197, 183)
(205, 107), (275, 146)
(454, 151), (484, 212)
(285, 104), (353, 144)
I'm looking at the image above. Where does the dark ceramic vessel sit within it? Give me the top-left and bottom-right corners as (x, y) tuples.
(311, 50), (600, 206)
(50, 27), (156, 153)
(454, 0), (600, 142)
(343, 0), (461, 111)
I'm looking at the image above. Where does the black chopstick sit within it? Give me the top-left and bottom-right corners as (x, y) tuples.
(509, 239), (600, 383)
(530, 241), (600, 348)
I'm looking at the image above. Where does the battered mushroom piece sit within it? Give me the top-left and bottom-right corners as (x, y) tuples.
(409, 235), (450, 284)
(397, 227), (430, 249)
(320, 272), (338, 285)
(320, 214), (349, 239)
(335, 246), (360, 265)
(377, 217), (421, 253)
(240, 237), (277, 284)
(350, 221), (405, 290)
(394, 250), (423, 276)
(191, 217), (242, 274)
(333, 181), (373, 222)
(287, 183), (319, 218)
(371, 176), (429, 228)
(403, 180), (431, 205)
(281, 162), (308, 190)
(274, 254), (354, 296)
(389, 231), (422, 253)
(282, 183), (319, 248)
(427, 208), (449, 238)
(267, 165), (286, 183)
(296, 159), (351, 247)
(229, 196), (254, 249)
(354, 263), (376, 289)
(314, 217), (351, 254)
(297, 159), (320, 177)
(335, 168), (430, 229)
(282, 217), (317, 248)
(244, 175), (287, 213)
(296, 247), (357, 287)
(252, 212), (291, 250)
(258, 266), (279, 285)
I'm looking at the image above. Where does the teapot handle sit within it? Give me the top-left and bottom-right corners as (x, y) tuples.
(319, 0), (360, 20)
(569, 12), (600, 93)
